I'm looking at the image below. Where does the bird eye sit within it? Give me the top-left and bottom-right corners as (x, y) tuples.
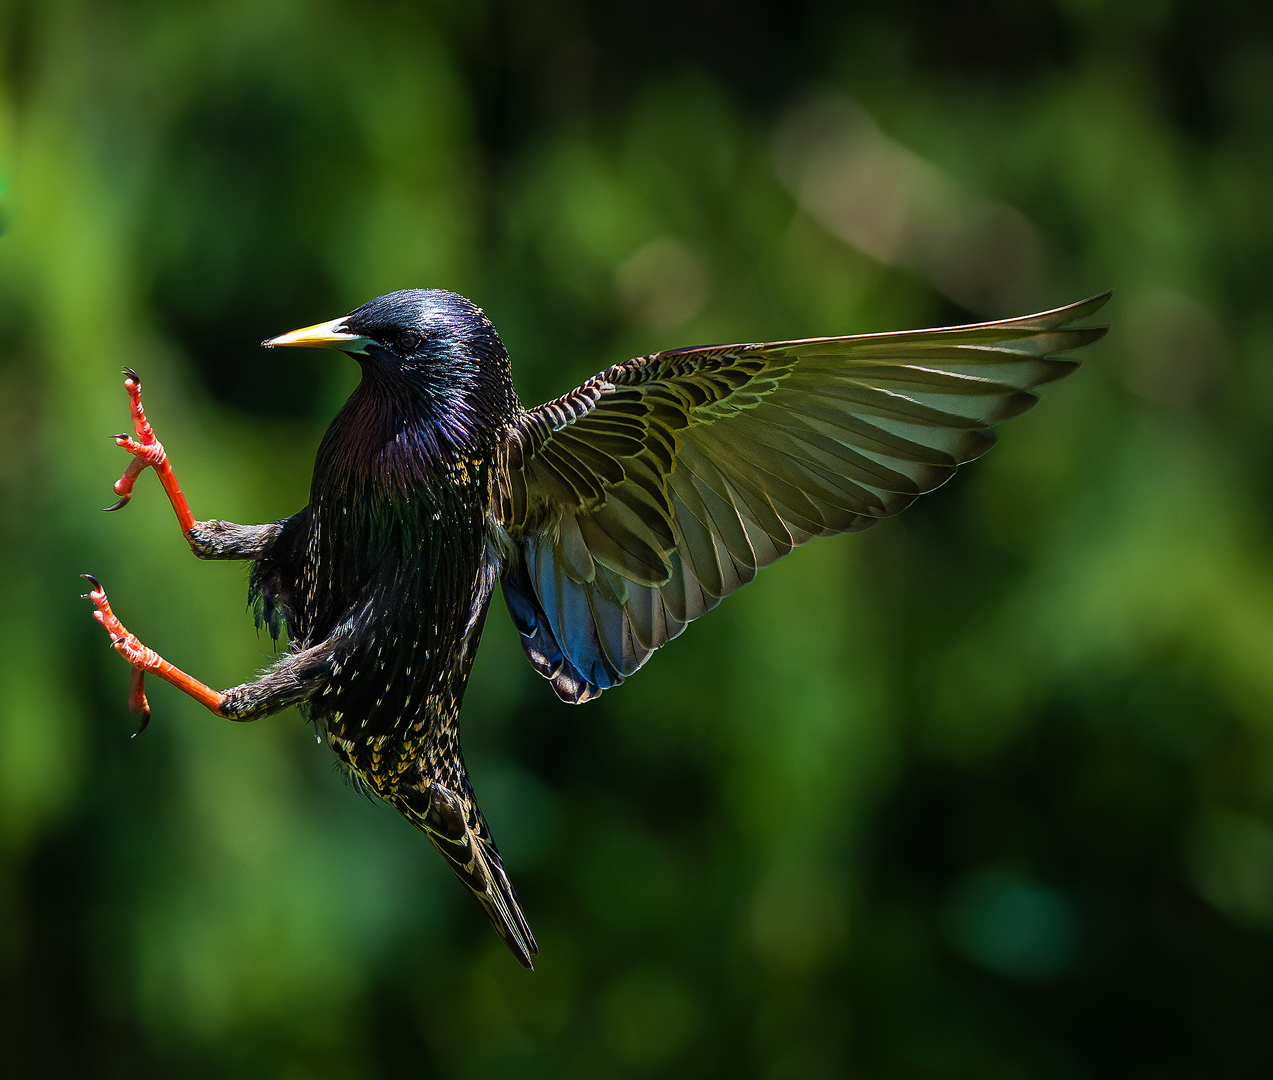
(399, 331), (422, 353)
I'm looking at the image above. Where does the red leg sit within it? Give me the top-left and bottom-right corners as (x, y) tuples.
(82, 574), (225, 735)
(104, 368), (196, 536)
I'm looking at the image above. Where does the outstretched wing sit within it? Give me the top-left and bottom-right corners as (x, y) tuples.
(496, 293), (1110, 703)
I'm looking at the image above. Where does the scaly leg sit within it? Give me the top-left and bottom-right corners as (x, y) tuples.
(82, 575), (340, 733)
(104, 368), (195, 536)
(82, 575), (224, 735)
(102, 369), (308, 563)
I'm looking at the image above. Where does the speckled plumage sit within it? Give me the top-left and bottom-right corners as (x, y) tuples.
(94, 288), (1109, 967)
(232, 291), (537, 963)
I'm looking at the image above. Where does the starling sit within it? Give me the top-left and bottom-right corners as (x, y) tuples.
(85, 289), (1109, 967)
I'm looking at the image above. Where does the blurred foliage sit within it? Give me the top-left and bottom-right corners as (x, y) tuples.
(2, 0), (1273, 1076)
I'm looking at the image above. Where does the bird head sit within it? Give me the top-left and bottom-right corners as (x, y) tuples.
(265, 288), (509, 379)
(265, 289), (519, 451)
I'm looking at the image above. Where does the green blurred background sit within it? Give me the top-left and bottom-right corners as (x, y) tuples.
(2, 0), (1272, 1076)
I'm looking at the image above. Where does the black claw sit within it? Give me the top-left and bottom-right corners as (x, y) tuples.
(113, 432), (129, 440)
(102, 497), (129, 512)
(81, 573), (102, 591)
(131, 711), (150, 738)
(122, 367), (139, 382)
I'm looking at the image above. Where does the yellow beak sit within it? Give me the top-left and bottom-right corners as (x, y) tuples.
(262, 317), (371, 352)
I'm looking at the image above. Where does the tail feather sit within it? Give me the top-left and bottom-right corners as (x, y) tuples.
(398, 779), (539, 968)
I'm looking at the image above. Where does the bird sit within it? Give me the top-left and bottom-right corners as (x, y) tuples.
(84, 288), (1109, 967)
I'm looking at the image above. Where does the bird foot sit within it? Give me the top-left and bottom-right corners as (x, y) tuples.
(80, 574), (226, 731)
(104, 368), (164, 511)
(102, 369), (195, 533)
(81, 574), (154, 735)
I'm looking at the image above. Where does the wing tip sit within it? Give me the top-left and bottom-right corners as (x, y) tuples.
(1017, 289), (1113, 332)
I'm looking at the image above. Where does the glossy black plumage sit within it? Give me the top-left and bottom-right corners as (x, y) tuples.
(249, 290), (538, 964)
(104, 288), (1110, 967)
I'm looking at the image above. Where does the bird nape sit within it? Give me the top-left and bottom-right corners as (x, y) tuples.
(85, 288), (1109, 968)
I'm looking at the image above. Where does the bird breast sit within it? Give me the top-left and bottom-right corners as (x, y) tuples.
(302, 467), (497, 795)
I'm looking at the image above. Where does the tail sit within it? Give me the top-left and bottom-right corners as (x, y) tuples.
(397, 778), (538, 968)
